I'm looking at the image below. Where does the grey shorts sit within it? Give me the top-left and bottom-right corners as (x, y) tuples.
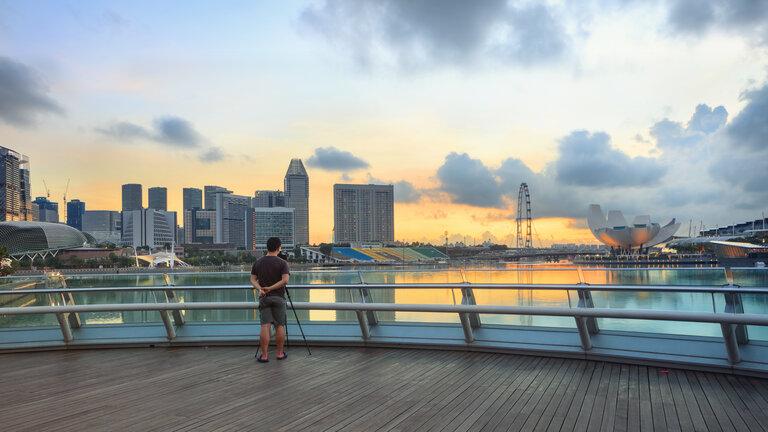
(258, 295), (287, 326)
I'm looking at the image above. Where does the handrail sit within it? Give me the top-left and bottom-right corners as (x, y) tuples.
(2, 301), (768, 326)
(3, 266), (763, 280)
(2, 282), (768, 295)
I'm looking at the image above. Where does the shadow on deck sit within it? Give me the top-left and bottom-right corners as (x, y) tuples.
(2, 347), (768, 431)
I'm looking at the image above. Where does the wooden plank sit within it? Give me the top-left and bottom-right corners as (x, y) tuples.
(647, 366), (668, 432)
(573, 361), (606, 431)
(600, 363), (623, 432)
(626, 365), (642, 432)
(672, 369), (708, 432)
(551, 361), (596, 432)
(638, 366), (655, 432)
(658, 369), (682, 432)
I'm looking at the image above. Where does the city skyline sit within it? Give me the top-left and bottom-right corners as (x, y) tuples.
(2, 1), (768, 245)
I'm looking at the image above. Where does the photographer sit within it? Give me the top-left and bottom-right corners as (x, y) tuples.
(250, 237), (290, 363)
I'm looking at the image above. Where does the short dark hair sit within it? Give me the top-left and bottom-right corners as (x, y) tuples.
(266, 237), (281, 252)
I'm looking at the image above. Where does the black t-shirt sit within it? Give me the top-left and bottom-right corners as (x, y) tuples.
(251, 255), (290, 297)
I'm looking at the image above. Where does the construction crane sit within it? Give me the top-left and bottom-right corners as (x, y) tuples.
(42, 179), (50, 198)
(62, 178), (70, 204)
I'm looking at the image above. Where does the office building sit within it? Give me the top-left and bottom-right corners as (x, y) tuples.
(82, 210), (122, 244)
(148, 187), (167, 211)
(122, 184), (142, 211)
(333, 184), (394, 243)
(66, 199), (86, 230)
(183, 209), (216, 244)
(284, 159), (309, 245)
(32, 196), (59, 223)
(183, 187), (203, 210)
(204, 185), (228, 210)
(121, 208), (176, 249)
(214, 192), (251, 248)
(0, 146), (29, 221)
(246, 207), (294, 250)
(253, 190), (286, 208)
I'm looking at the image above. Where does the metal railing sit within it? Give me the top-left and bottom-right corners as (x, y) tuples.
(1, 278), (767, 367)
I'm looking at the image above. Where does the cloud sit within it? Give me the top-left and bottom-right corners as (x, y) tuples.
(198, 146), (225, 164)
(666, 0), (768, 42)
(0, 57), (64, 126)
(555, 130), (667, 187)
(307, 146), (369, 171)
(300, 0), (569, 69)
(96, 115), (203, 148)
(393, 180), (422, 203)
(726, 83), (768, 151)
(436, 152), (505, 207)
(650, 104), (727, 149)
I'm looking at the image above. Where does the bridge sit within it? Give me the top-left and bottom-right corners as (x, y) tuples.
(2, 269), (768, 430)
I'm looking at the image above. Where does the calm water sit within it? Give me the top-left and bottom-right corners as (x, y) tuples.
(2, 264), (767, 340)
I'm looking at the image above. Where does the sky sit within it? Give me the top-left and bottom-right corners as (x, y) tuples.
(1, 0), (767, 246)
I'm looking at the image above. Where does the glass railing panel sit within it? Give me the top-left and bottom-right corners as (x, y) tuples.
(474, 288), (573, 327)
(730, 269), (768, 287)
(0, 291), (59, 328)
(359, 270), (464, 285)
(581, 268), (728, 286)
(463, 267), (580, 284)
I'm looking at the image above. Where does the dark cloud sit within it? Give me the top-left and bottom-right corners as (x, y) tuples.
(307, 146), (369, 171)
(726, 83), (768, 150)
(436, 152), (504, 207)
(198, 147), (225, 164)
(495, 157), (536, 192)
(555, 130), (667, 187)
(96, 115), (203, 148)
(300, 0), (569, 68)
(666, 0), (768, 41)
(393, 180), (422, 203)
(153, 116), (202, 147)
(650, 104), (727, 149)
(0, 57), (63, 126)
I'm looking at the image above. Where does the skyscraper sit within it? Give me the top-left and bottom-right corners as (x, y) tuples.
(82, 210), (121, 244)
(253, 190), (286, 208)
(121, 209), (176, 249)
(148, 187), (168, 211)
(0, 146), (23, 221)
(183, 187), (203, 210)
(246, 207), (295, 250)
(122, 184), (142, 211)
(333, 184), (394, 243)
(33, 196), (59, 223)
(66, 199), (86, 230)
(19, 154), (32, 221)
(214, 191), (251, 248)
(184, 209), (216, 244)
(284, 159), (309, 245)
(204, 185), (228, 210)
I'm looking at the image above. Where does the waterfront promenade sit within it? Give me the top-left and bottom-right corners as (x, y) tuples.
(4, 346), (768, 431)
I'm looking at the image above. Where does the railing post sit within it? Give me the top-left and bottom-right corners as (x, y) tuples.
(723, 268), (748, 344)
(355, 310), (370, 340)
(575, 268), (599, 335)
(459, 270), (481, 329)
(55, 310), (73, 342)
(575, 316), (592, 351)
(163, 274), (185, 327)
(159, 309), (177, 340)
(721, 322), (741, 364)
(47, 274), (81, 329)
(358, 271), (378, 326)
(459, 312), (474, 343)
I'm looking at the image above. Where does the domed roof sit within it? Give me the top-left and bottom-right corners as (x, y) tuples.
(587, 205), (680, 250)
(0, 221), (87, 256)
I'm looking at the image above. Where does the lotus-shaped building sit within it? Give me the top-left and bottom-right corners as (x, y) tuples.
(587, 205), (680, 251)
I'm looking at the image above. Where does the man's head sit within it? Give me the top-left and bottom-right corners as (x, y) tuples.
(266, 237), (282, 254)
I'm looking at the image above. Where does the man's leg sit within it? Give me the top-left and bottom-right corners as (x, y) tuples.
(259, 323), (271, 359)
(275, 325), (286, 356)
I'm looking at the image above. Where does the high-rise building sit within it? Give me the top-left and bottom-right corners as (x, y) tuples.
(148, 187), (168, 211)
(66, 199), (86, 230)
(183, 187), (203, 210)
(122, 184), (143, 211)
(204, 185), (228, 210)
(333, 184), (394, 243)
(0, 146), (24, 221)
(284, 159), (309, 245)
(33, 196), (59, 223)
(214, 192), (251, 248)
(19, 154), (32, 221)
(253, 190), (286, 208)
(246, 207), (295, 250)
(121, 209), (176, 249)
(183, 209), (216, 244)
(83, 210), (121, 244)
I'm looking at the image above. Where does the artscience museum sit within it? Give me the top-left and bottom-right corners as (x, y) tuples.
(587, 204), (680, 252)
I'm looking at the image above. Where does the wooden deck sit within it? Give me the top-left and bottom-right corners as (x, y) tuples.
(2, 347), (768, 431)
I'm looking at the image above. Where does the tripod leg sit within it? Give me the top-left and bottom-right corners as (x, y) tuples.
(285, 288), (311, 356)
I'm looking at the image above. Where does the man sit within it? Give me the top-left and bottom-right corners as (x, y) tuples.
(251, 237), (290, 363)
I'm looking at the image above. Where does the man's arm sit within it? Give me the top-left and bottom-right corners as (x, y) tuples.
(250, 274), (267, 297)
(263, 273), (289, 292)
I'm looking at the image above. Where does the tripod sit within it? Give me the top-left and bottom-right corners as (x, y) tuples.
(255, 287), (311, 359)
